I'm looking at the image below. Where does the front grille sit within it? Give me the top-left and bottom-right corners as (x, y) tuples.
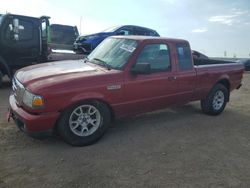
(12, 77), (25, 106)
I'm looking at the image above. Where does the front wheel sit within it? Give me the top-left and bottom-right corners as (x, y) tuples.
(57, 101), (111, 146)
(201, 84), (229, 115)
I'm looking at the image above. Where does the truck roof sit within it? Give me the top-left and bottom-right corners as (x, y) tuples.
(111, 35), (188, 43)
(1, 13), (49, 21)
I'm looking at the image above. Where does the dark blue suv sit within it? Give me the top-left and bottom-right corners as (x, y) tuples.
(73, 25), (160, 54)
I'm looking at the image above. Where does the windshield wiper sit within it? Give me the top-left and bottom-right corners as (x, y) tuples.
(92, 58), (112, 70)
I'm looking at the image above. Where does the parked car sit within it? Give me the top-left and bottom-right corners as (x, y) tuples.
(8, 36), (244, 146)
(73, 25), (160, 54)
(238, 59), (250, 71)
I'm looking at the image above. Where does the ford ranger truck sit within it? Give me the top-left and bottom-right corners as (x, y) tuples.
(8, 36), (244, 146)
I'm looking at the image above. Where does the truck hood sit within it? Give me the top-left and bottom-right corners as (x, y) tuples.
(16, 60), (101, 86)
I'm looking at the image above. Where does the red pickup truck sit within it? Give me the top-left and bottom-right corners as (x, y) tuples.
(9, 36), (244, 146)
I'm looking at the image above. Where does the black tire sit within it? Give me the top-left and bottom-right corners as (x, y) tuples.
(201, 83), (229, 115)
(57, 101), (111, 146)
(0, 70), (3, 87)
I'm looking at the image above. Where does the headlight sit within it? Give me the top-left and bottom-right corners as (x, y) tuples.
(79, 36), (86, 40)
(77, 36), (86, 41)
(23, 90), (44, 108)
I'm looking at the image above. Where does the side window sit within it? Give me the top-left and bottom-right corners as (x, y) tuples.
(4, 19), (33, 41)
(18, 20), (33, 41)
(134, 27), (147, 36)
(176, 44), (193, 71)
(149, 30), (156, 36)
(117, 27), (133, 35)
(136, 44), (171, 73)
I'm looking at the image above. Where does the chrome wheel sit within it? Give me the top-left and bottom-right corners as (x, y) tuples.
(212, 90), (225, 111)
(69, 105), (102, 137)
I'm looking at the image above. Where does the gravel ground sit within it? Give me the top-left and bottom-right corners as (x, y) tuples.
(0, 73), (250, 188)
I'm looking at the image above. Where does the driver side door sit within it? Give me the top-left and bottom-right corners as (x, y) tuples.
(122, 42), (178, 116)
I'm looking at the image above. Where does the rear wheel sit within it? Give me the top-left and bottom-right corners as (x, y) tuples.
(201, 84), (229, 115)
(0, 71), (3, 87)
(57, 101), (111, 146)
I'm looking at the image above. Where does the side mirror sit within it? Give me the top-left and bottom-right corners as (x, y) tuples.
(131, 63), (151, 75)
(13, 19), (19, 32)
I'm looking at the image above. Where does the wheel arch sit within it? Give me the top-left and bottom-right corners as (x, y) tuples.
(216, 79), (230, 91)
(86, 98), (115, 121)
(215, 78), (230, 102)
(57, 97), (115, 125)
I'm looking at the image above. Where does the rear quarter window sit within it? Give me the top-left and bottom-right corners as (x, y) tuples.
(134, 27), (147, 36)
(176, 44), (193, 71)
(149, 30), (158, 36)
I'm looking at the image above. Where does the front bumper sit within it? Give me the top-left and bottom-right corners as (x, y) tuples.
(9, 94), (60, 138)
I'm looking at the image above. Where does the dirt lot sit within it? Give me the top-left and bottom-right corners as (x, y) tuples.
(0, 73), (250, 188)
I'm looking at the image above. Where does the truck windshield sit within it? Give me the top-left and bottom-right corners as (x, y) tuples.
(88, 38), (138, 70)
(0, 15), (3, 25)
(102, 25), (120, 32)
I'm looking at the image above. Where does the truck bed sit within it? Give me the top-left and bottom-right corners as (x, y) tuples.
(193, 62), (244, 101)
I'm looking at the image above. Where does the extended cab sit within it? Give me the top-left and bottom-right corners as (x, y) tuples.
(8, 36), (244, 146)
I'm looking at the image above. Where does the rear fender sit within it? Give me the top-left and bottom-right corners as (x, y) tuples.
(216, 74), (230, 85)
(215, 75), (230, 101)
(215, 74), (230, 90)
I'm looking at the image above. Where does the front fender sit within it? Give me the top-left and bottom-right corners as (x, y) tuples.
(70, 92), (106, 104)
(58, 91), (112, 113)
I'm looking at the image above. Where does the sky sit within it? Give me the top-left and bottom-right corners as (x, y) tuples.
(1, 0), (250, 58)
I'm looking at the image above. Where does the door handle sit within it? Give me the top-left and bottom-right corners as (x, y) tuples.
(167, 76), (177, 81)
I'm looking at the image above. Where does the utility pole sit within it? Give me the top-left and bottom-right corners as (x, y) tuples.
(224, 51), (227, 57)
(80, 16), (82, 35)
